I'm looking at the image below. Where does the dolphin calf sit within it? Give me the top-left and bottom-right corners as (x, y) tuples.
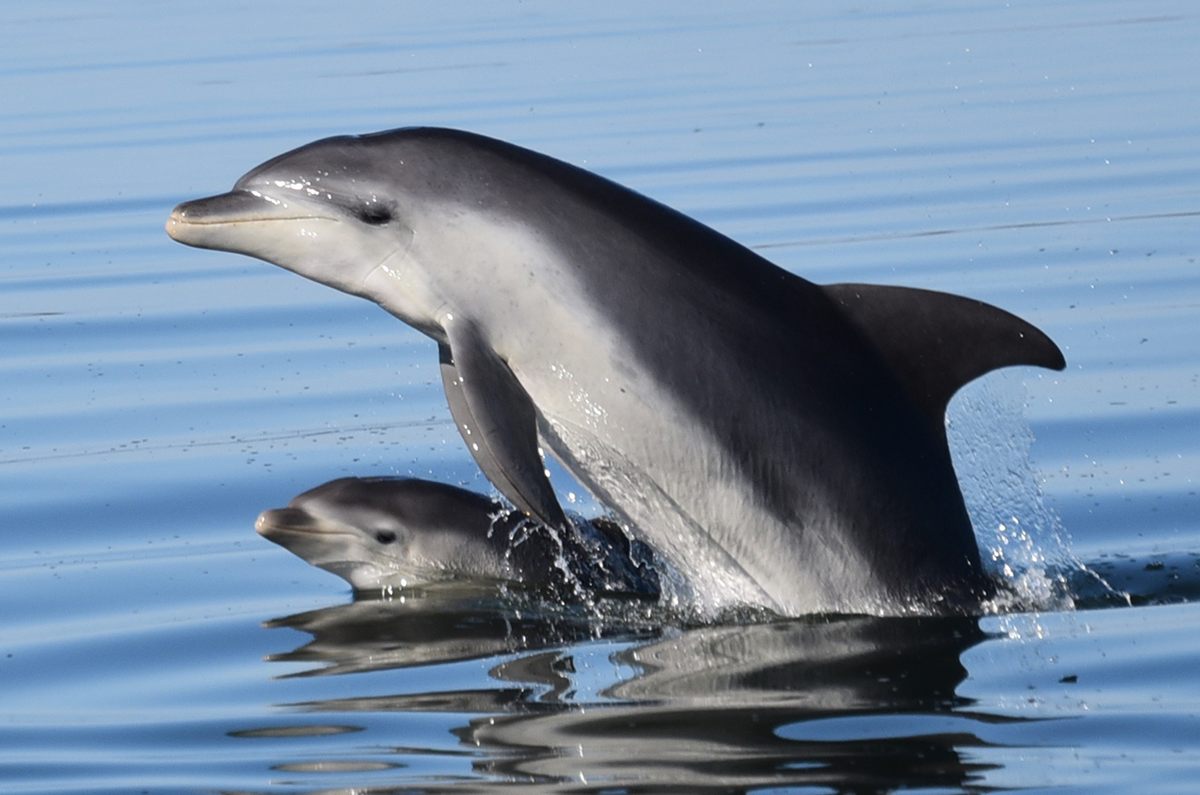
(256, 476), (660, 598)
(168, 127), (1065, 615)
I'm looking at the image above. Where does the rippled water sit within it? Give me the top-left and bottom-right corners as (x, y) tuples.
(3, 2), (1199, 792)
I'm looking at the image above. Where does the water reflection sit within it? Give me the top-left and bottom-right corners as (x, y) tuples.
(265, 586), (659, 677)
(257, 592), (1018, 791)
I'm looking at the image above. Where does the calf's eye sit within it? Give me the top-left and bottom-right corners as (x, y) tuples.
(374, 530), (397, 545)
(358, 205), (392, 225)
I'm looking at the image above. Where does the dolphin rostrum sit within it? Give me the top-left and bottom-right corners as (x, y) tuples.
(168, 127), (1065, 615)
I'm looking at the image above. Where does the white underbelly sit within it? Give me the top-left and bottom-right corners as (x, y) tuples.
(529, 369), (849, 615)
(495, 285), (870, 615)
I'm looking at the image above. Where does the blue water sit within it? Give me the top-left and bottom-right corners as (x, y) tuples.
(2, 1), (1199, 792)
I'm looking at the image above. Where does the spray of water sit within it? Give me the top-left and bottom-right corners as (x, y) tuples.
(947, 373), (1105, 615)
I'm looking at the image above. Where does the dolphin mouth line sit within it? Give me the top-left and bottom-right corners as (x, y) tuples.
(255, 516), (359, 539)
(261, 525), (352, 536)
(169, 214), (341, 226)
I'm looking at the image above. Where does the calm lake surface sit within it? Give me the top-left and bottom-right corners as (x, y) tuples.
(3, 2), (1199, 792)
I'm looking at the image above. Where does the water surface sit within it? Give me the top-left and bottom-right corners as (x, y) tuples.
(2, 2), (1199, 792)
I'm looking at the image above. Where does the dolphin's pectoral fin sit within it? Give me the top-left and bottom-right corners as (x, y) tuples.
(438, 336), (568, 530)
(824, 283), (1066, 423)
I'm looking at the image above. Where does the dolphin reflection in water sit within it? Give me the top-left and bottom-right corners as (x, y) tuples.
(261, 590), (1002, 790)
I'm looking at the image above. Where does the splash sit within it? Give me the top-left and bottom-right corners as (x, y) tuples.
(947, 373), (1084, 614)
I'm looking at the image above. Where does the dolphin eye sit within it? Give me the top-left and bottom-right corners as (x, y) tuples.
(357, 205), (392, 226)
(374, 530), (397, 545)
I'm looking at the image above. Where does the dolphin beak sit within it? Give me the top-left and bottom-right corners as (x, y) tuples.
(255, 506), (314, 537)
(165, 190), (339, 250)
(167, 190), (267, 246)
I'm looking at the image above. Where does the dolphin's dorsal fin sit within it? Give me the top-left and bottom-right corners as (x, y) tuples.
(823, 283), (1066, 424)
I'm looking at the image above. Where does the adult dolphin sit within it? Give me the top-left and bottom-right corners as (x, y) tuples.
(167, 127), (1065, 615)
